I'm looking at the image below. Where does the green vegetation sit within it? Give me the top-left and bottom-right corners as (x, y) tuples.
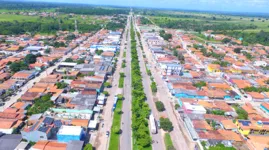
(56, 82), (68, 89)
(193, 81), (207, 88)
(123, 51), (126, 58)
(121, 60), (126, 68)
(119, 72), (125, 88)
(140, 16), (152, 25)
(103, 91), (109, 96)
(24, 54), (37, 64)
(108, 95), (123, 150)
(9, 54), (39, 73)
(9, 61), (28, 73)
(232, 105), (248, 120)
(243, 86), (269, 92)
(155, 101), (165, 112)
(104, 82), (111, 88)
(84, 144), (93, 150)
(208, 144), (236, 150)
(164, 133), (175, 150)
(151, 81), (157, 93)
(211, 110), (225, 116)
(233, 47), (242, 53)
(131, 20), (152, 149)
(28, 94), (53, 115)
(160, 117), (173, 132)
(242, 52), (253, 60)
(59, 7), (129, 15)
(212, 61), (230, 67)
(175, 104), (180, 110)
(95, 50), (103, 55)
(159, 30), (172, 41)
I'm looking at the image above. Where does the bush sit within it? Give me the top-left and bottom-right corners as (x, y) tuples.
(160, 117), (173, 132)
(155, 101), (165, 112)
(151, 82), (157, 93)
(103, 91), (109, 96)
(84, 144), (93, 150)
(104, 82), (111, 88)
(175, 104), (180, 110)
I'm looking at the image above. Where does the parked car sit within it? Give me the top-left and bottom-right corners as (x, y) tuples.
(106, 131), (110, 137)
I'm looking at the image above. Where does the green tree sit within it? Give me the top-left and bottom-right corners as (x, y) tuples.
(155, 101), (165, 112)
(151, 82), (157, 93)
(193, 81), (207, 88)
(56, 82), (68, 89)
(24, 54), (37, 64)
(83, 144), (93, 150)
(95, 50), (103, 55)
(233, 47), (242, 53)
(222, 38), (231, 44)
(175, 104), (180, 110)
(104, 82), (111, 88)
(103, 91), (109, 96)
(160, 117), (173, 132)
(44, 48), (51, 54)
(64, 58), (73, 62)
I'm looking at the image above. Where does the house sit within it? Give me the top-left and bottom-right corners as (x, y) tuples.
(29, 62), (46, 71)
(260, 103), (269, 115)
(11, 70), (36, 82)
(0, 79), (19, 91)
(235, 120), (269, 136)
(198, 130), (243, 142)
(31, 140), (84, 150)
(0, 134), (22, 150)
(247, 92), (265, 101)
(57, 125), (83, 142)
(192, 120), (212, 131)
(21, 117), (58, 142)
(183, 102), (207, 114)
(21, 92), (41, 102)
(207, 64), (221, 73)
(247, 135), (269, 150)
(71, 119), (89, 128)
(253, 61), (267, 67)
(70, 90), (97, 110)
(0, 119), (23, 134)
(220, 120), (237, 131)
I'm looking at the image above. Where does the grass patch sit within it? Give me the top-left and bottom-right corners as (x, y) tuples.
(118, 72), (125, 88)
(108, 99), (123, 150)
(123, 51), (126, 58)
(164, 133), (175, 150)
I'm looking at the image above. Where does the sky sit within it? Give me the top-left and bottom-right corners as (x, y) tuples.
(26, 0), (269, 13)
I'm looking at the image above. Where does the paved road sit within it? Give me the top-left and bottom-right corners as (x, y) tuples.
(133, 17), (166, 150)
(120, 15), (132, 150)
(134, 17), (194, 150)
(95, 18), (131, 150)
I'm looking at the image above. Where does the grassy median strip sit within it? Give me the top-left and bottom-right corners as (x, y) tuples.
(109, 97), (123, 150)
(164, 133), (175, 150)
(130, 18), (152, 150)
(119, 72), (125, 88)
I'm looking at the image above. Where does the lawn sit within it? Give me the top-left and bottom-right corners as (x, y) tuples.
(118, 72), (125, 88)
(108, 99), (123, 150)
(164, 133), (175, 150)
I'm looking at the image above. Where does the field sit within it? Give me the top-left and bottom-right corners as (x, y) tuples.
(0, 13), (108, 24)
(147, 11), (269, 32)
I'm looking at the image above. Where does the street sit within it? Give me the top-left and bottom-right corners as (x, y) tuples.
(120, 15), (132, 150)
(133, 16), (166, 150)
(134, 18), (195, 150)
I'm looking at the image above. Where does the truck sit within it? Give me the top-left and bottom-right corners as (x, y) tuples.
(149, 114), (157, 134)
(112, 96), (118, 111)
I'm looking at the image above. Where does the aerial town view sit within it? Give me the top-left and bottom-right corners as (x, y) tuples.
(0, 0), (268, 150)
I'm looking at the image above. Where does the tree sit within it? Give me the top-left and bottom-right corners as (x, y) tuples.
(193, 81), (207, 88)
(222, 38), (231, 44)
(117, 94), (124, 100)
(104, 82), (111, 88)
(76, 59), (85, 64)
(160, 117), (173, 132)
(44, 48), (51, 54)
(83, 144), (93, 150)
(95, 50), (103, 55)
(56, 82), (68, 89)
(103, 91), (109, 96)
(64, 58), (73, 62)
(155, 101), (165, 112)
(88, 72), (95, 76)
(24, 54), (37, 64)
(151, 82), (157, 93)
(9, 61), (28, 73)
(233, 47), (242, 53)
(175, 104), (180, 110)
